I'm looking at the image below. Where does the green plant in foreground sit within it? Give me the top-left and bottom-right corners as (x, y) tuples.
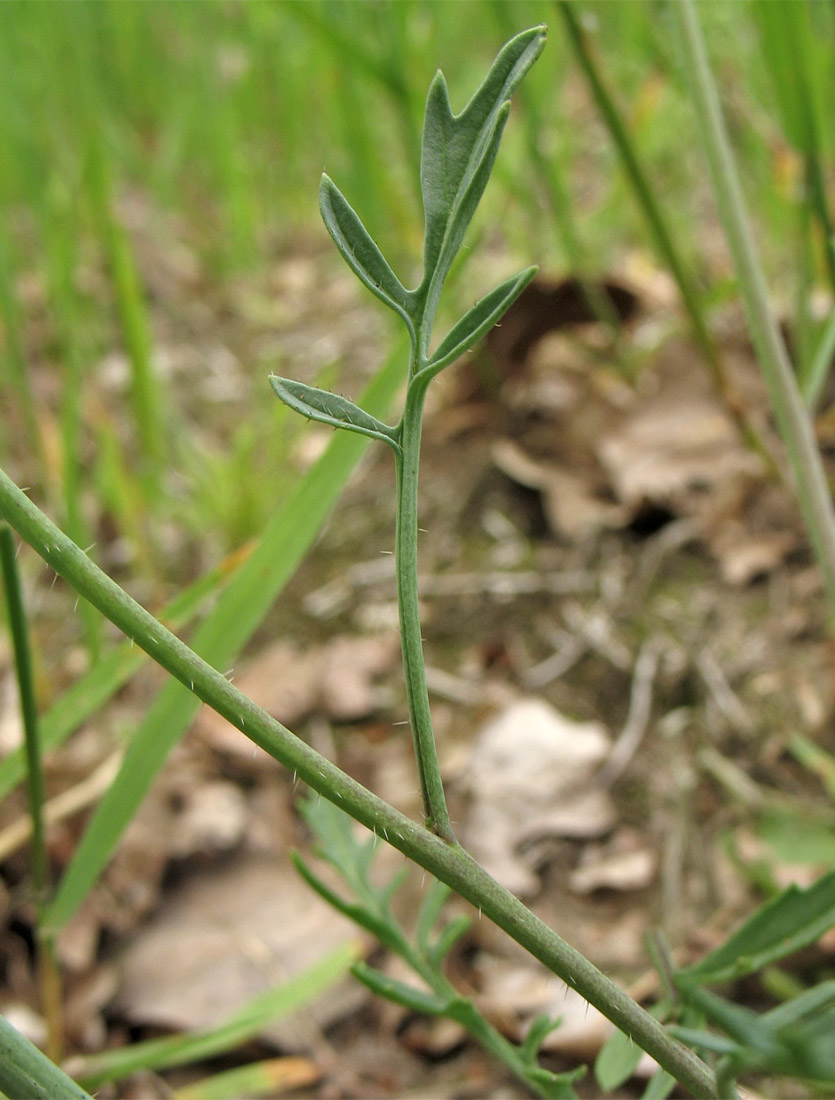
(295, 794), (583, 1097)
(270, 26), (546, 841)
(3, 22), (835, 1100)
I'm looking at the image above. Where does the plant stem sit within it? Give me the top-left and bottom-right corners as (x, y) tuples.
(0, 526), (64, 1062)
(395, 378), (455, 842)
(557, 0), (776, 475)
(0, 467), (716, 1098)
(0, 527), (47, 901)
(674, 0), (835, 617)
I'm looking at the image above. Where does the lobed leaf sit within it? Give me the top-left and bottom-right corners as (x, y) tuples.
(270, 376), (401, 453)
(319, 174), (415, 338)
(352, 962), (448, 1016)
(427, 913), (471, 967)
(419, 265), (537, 380)
(418, 25), (546, 322)
(416, 877), (453, 952)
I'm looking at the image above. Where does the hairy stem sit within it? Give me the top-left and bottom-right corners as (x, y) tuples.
(0, 467), (716, 1097)
(395, 378), (455, 842)
(675, 0), (835, 615)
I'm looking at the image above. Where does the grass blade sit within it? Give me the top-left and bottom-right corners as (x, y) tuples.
(0, 546), (248, 802)
(0, 1014), (92, 1100)
(674, 0), (835, 614)
(676, 871), (835, 986)
(173, 1056), (319, 1100)
(74, 940), (360, 1088)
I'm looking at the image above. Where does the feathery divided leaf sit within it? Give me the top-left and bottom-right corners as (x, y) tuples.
(419, 265), (537, 379)
(270, 376), (401, 453)
(352, 962), (449, 1016)
(319, 174), (415, 339)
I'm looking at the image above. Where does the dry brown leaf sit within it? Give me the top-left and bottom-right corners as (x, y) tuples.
(596, 347), (762, 514)
(477, 955), (612, 1060)
(115, 853), (367, 1049)
(464, 699), (615, 896)
(568, 830), (658, 895)
(493, 439), (628, 540)
(196, 633), (399, 765)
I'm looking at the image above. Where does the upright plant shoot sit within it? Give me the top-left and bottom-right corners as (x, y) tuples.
(270, 26), (546, 841)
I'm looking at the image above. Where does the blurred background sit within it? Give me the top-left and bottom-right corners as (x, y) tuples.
(3, 4), (835, 1097)
(3, 0), (833, 595)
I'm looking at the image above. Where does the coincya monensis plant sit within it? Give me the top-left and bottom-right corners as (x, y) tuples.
(270, 27), (545, 842)
(0, 25), (713, 1099)
(9, 22), (835, 1099)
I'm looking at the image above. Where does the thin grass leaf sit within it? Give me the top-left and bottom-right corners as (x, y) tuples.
(419, 265), (537, 379)
(319, 174), (415, 337)
(762, 979), (835, 1031)
(173, 1056), (319, 1100)
(42, 340), (406, 933)
(0, 1014), (93, 1100)
(0, 527), (47, 901)
(803, 309), (835, 410)
(752, 0), (835, 291)
(270, 376), (401, 453)
(75, 941), (359, 1089)
(0, 547), (243, 801)
(676, 867), (835, 990)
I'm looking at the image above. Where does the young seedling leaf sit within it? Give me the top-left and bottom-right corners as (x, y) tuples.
(419, 265), (537, 380)
(676, 870), (835, 987)
(270, 376), (401, 453)
(319, 174), (415, 338)
(421, 103), (510, 335)
(418, 25), (546, 325)
(420, 25), (546, 278)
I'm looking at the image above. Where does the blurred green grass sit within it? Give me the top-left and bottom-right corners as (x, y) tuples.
(1, 0), (834, 586)
(2, 3), (835, 1087)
